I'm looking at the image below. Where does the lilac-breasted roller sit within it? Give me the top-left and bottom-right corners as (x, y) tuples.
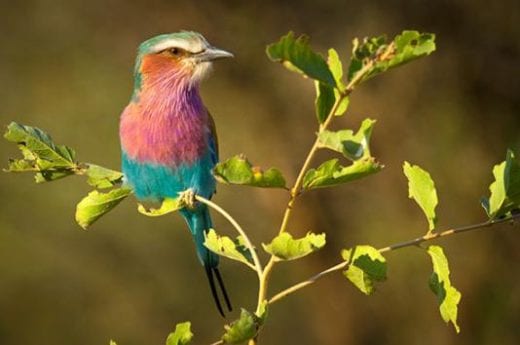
(119, 32), (233, 316)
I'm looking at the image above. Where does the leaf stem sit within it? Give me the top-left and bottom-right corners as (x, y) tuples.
(268, 214), (519, 304)
(195, 195), (263, 281)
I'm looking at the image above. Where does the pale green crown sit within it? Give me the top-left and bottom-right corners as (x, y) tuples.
(132, 31), (210, 97)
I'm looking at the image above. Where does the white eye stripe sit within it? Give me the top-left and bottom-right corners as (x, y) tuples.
(151, 38), (207, 54)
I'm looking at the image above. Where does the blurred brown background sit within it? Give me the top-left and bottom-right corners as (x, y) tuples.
(0, 0), (519, 344)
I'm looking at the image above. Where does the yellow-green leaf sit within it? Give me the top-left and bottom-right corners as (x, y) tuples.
(403, 162), (438, 232)
(4, 122), (76, 168)
(138, 197), (182, 217)
(317, 119), (376, 160)
(266, 32), (336, 87)
(327, 48), (345, 90)
(314, 81), (336, 124)
(75, 188), (132, 229)
(214, 155), (286, 188)
(334, 94), (350, 116)
(204, 229), (254, 269)
(427, 245), (461, 333)
(341, 245), (387, 295)
(222, 309), (259, 344)
(303, 157), (382, 190)
(481, 150), (520, 219)
(166, 322), (193, 345)
(4, 122), (79, 182)
(348, 30), (436, 84)
(85, 164), (124, 189)
(262, 232), (325, 261)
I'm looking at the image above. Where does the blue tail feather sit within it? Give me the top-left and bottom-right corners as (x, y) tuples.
(181, 206), (232, 316)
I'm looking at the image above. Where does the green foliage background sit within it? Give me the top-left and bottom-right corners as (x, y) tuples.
(0, 1), (518, 344)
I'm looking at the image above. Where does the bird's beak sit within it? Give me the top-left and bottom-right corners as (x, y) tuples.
(196, 46), (234, 62)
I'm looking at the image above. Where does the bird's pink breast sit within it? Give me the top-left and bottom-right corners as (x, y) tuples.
(120, 99), (208, 166)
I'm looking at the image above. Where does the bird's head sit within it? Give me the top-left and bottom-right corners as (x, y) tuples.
(132, 31), (233, 98)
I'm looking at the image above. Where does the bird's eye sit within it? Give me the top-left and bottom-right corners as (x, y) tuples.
(170, 47), (182, 56)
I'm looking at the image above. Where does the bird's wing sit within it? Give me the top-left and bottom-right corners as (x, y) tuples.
(207, 109), (219, 164)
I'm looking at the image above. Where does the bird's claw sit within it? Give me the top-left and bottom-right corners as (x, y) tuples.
(180, 189), (197, 209)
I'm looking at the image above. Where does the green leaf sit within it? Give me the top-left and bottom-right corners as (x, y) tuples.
(4, 122), (80, 182)
(317, 119), (376, 160)
(327, 48), (345, 90)
(214, 155), (286, 188)
(481, 150), (520, 219)
(303, 157), (382, 190)
(204, 229), (254, 269)
(403, 162), (438, 232)
(33, 169), (74, 183)
(85, 164), (124, 189)
(341, 245), (387, 295)
(75, 187), (132, 229)
(427, 245), (461, 333)
(4, 122), (77, 169)
(166, 321), (193, 345)
(334, 94), (350, 116)
(326, 48), (349, 116)
(266, 32), (336, 87)
(137, 197), (182, 217)
(109, 341), (117, 345)
(222, 309), (259, 344)
(314, 81), (336, 123)
(262, 232), (326, 261)
(348, 30), (436, 84)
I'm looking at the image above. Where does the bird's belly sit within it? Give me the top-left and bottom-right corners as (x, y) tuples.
(122, 151), (216, 201)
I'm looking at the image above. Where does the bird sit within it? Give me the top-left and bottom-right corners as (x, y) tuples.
(119, 31), (233, 316)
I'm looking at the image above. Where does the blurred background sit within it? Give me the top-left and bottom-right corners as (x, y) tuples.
(0, 0), (519, 344)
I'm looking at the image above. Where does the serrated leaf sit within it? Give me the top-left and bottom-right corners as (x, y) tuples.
(214, 155), (286, 188)
(303, 158), (382, 190)
(262, 232), (326, 261)
(204, 229), (254, 269)
(348, 30), (436, 84)
(403, 162), (438, 232)
(341, 245), (387, 295)
(222, 309), (259, 344)
(85, 164), (124, 189)
(138, 197), (182, 217)
(314, 81), (336, 123)
(427, 245), (461, 333)
(481, 150), (520, 219)
(4, 122), (77, 168)
(166, 322), (193, 345)
(266, 32), (336, 87)
(75, 188), (132, 229)
(318, 119), (376, 160)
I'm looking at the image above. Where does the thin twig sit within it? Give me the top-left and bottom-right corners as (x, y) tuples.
(196, 195), (263, 281)
(268, 214), (519, 304)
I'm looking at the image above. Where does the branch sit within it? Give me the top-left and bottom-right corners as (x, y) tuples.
(257, 56), (382, 313)
(268, 214), (519, 304)
(195, 195), (264, 281)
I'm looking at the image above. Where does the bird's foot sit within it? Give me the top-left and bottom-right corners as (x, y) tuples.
(180, 189), (197, 209)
